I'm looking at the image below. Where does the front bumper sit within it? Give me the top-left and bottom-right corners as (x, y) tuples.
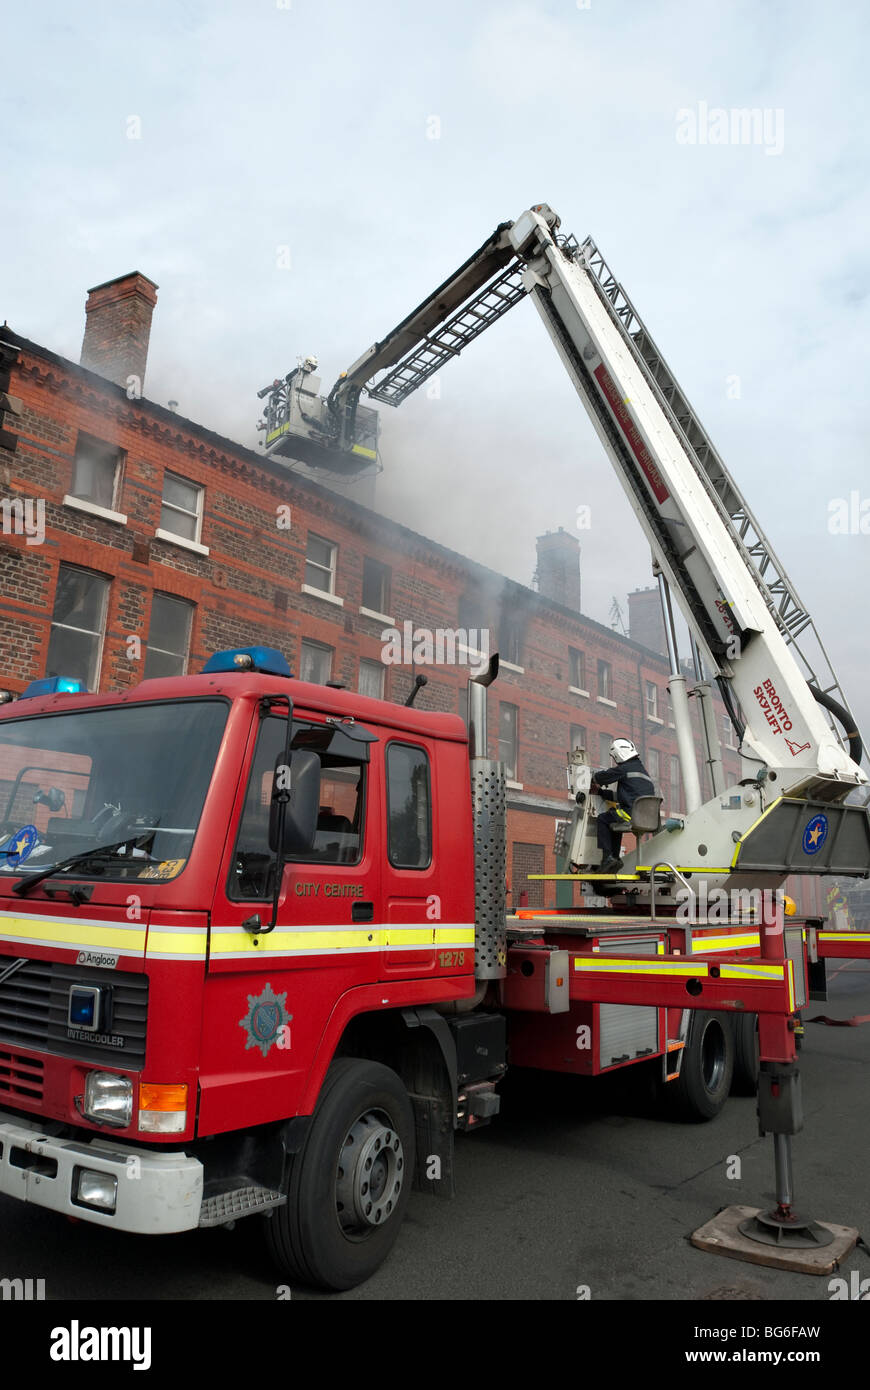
(0, 1108), (203, 1234)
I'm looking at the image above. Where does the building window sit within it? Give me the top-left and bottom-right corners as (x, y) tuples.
(722, 713), (737, 749)
(570, 724), (587, 756)
(144, 594), (194, 678)
(645, 681), (659, 719)
(670, 755), (682, 814)
(299, 640), (333, 684)
(500, 618), (522, 667)
(305, 534), (337, 594)
(386, 743), (431, 869)
(458, 593), (486, 646)
(70, 434), (123, 510)
(362, 558), (390, 615)
(46, 565), (109, 690)
(646, 747), (660, 784)
(499, 703), (518, 781)
(358, 658), (385, 700)
(599, 732), (613, 768)
(598, 659), (612, 701)
(569, 647), (586, 690)
(160, 472), (203, 543)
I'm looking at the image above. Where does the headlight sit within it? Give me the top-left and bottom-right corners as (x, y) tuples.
(73, 1168), (118, 1212)
(83, 1072), (133, 1128)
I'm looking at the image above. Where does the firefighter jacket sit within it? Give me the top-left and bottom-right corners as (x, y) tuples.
(592, 755), (655, 812)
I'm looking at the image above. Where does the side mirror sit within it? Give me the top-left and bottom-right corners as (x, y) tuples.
(33, 786), (66, 813)
(269, 749), (320, 856)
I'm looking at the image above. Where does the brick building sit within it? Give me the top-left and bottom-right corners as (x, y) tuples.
(0, 272), (745, 908)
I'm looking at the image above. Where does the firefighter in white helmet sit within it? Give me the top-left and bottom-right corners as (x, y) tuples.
(591, 738), (655, 874)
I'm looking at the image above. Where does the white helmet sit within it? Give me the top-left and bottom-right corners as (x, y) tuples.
(610, 738), (637, 764)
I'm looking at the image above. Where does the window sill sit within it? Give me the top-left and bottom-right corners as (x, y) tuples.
(648, 715), (664, 725)
(596, 696), (617, 708)
(301, 583), (344, 607)
(569, 686), (590, 698)
(64, 494), (127, 526)
(155, 527), (209, 556)
(457, 641), (484, 659)
(359, 605), (395, 626)
(499, 660), (525, 674)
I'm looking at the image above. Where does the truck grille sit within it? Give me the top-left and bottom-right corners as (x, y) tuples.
(0, 1048), (44, 1102)
(0, 955), (148, 1069)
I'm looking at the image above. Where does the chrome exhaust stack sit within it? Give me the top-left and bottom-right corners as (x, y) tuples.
(467, 655), (506, 982)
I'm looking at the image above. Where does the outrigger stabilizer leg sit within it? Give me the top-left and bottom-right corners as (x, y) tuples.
(739, 1064), (834, 1249)
(738, 894), (833, 1249)
(691, 893), (856, 1270)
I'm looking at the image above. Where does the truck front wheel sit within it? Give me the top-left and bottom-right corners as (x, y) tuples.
(265, 1057), (415, 1291)
(662, 1011), (734, 1122)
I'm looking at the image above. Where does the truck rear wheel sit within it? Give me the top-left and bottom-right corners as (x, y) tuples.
(730, 1011), (759, 1095)
(662, 1011), (734, 1122)
(265, 1057), (415, 1291)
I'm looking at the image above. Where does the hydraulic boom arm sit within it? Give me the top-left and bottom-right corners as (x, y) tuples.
(258, 203), (867, 808)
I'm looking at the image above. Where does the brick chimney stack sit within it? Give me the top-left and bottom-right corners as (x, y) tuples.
(80, 272), (158, 391)
(535, 528), (582, 611)
(628, 585), (668, 656)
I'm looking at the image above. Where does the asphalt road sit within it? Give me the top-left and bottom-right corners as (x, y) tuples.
(1, 962), (869, 1304)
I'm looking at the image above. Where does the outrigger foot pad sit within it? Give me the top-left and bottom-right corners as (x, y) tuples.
(738, 1207), (836, 1250)
(691, 1205), (856, 1275)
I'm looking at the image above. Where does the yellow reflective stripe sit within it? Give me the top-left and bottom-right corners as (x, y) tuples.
(146, 931), (207, 957)
(574, 957), (709, 977)
(350, 444), (377, 459)
(690, 933), (760, 953)
(0, 913), (145, 953)
(635, 866), (732, 874)
(386, 927), (474, 946)
(210, 925), (475, 955)
(787, 958), (796, 1013)
(213, 930), (377, 954)
(819, 932), (870, 942)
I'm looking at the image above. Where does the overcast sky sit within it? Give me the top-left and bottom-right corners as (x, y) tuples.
(3, 0), (869, 745)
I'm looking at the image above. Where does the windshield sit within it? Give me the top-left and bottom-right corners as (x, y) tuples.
(0, 699), (228, 883)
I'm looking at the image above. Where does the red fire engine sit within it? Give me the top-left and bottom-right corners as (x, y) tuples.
(0, 204), (868, 1290)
